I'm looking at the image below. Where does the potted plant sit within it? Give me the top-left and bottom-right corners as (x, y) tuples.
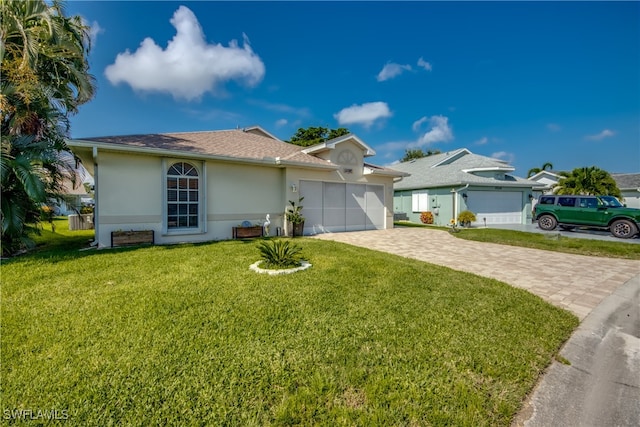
(286, 197), (305, 237)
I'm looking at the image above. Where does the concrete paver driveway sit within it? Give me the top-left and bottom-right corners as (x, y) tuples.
(312, 228), (640, 320)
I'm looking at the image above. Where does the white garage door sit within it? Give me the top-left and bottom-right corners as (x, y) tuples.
(299, 181), (385, 234)
(466, 191), (523, 224)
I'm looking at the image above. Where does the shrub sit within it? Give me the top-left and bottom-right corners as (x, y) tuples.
(457, 210), (477, 227)
(420, 211), (434, 225)
(257, 239), (303, 268)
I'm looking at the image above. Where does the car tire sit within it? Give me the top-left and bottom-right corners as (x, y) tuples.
(538, 215), (558, 231)
(610, 219), (638, 239)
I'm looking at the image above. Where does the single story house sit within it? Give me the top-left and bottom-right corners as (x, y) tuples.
(612, 173), (640, 208)
(53, 178), (91, 215)
(392, 149), (537, 226)
(529, 171), (640, 208)
(67, 126), (406, 248)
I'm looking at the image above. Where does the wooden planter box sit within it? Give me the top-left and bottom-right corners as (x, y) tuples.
(232, 226), (263, 239)
(111, 230), (154, 247)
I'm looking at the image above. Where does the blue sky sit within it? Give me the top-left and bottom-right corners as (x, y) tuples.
(66, 1), (639, 175)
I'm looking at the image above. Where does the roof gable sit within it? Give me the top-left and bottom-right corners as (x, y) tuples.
(302, 134), (376, 157)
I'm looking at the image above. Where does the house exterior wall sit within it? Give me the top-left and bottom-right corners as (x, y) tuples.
(621, 190), (640, 209)
(93, 151), (286, 247)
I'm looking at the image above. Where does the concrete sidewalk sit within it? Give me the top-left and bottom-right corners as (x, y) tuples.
(312, 228), (639, 320)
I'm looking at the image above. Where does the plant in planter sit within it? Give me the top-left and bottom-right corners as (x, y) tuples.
(286, 197), (305, 237)
(457, 210), (477, 228)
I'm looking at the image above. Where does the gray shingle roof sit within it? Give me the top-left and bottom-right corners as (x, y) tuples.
(392, 148), (535, 190)
(612, 173), (640, 190)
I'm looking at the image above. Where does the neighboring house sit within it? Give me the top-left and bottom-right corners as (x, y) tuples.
(392, 148), (536, 226)
(612, 173), (640, 208)
(53, 178), (90, 215)
(67, 126), (406, 248)
(529, 171), (640, 209)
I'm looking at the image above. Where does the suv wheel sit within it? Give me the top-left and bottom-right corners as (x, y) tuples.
(538, 214), (558, 231)
(610, 219), (638, 239)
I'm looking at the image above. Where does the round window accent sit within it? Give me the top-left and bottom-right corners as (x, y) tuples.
(337, 149), (357, 165)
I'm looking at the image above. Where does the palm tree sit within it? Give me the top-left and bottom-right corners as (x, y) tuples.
(1, 0), (96, 255)
(527, 162), (554, 178)
(554, 166), (622, 198)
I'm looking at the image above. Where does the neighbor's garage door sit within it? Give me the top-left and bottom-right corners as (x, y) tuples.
(466, 191), (523, 224)
(300, 181), (385, 234)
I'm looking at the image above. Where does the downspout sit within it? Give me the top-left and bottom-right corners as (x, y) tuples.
(91, 146), (99, 247)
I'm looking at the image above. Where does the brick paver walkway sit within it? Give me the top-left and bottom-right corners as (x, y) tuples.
(312, 228), (640, 320)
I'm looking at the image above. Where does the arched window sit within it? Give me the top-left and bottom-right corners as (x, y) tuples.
(167, 162), (199, 229)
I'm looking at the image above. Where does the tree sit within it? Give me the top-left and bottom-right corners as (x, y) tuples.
(400, 148), (441, 162)
(1, 0), (96, 255)
(554, 166), (622, 198)
(527, 162), (554, 178)
(287, 126), (349, 147)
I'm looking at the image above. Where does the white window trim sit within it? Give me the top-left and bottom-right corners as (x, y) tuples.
(411, 190), (429, 212)
(162, 159), (207, 235)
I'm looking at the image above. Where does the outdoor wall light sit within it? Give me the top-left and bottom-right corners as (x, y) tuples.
(528, 193), (534, 201)
(462, 193), (468, 201)
(291, 184), (297, 193)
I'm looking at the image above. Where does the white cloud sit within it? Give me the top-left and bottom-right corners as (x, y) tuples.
(334, 102), (392, 128)
(275, 119), (288, 128)
(491, 151), (515, 164)
(412, 116), (428, 132)
(585, 129), (615, 141)
(546, 123), (561, 132)
(104, 6), (265, 100)
(416, 115), (453, 146)
(417, 57), (432, 71)
(376, 62), (412, 82)
(474, 136), (488, 145)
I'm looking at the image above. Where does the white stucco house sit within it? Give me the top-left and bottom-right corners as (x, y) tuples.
(392, 149), (537, 226)
(67, 126), (406, 248)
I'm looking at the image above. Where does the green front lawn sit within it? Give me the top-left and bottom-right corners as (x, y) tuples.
(1, 222), (577, 425)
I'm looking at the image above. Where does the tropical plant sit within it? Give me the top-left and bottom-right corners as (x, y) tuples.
(420, 211), (434, 224)
(554, 166), (622, 198)
(457, 210), (477, 227)
(257, 239), (303, 268)
(527, 162), (554, 178)
(0, 0), (96, 255)
(286, 197), (305, 224)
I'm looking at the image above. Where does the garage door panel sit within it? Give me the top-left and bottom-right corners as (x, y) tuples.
(467, 191), (522, 225)
(300, 181), (385, 234)
(365, 185), (385, 229)
(300, 181), (324, 233)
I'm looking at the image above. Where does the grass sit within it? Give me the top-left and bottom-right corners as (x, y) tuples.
(453, 228), (640, 260)
(1, 219), (578, 426)
(395, 221), (640, 260)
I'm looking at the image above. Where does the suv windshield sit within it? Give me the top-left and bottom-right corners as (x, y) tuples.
(600, 196), (623, 208)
